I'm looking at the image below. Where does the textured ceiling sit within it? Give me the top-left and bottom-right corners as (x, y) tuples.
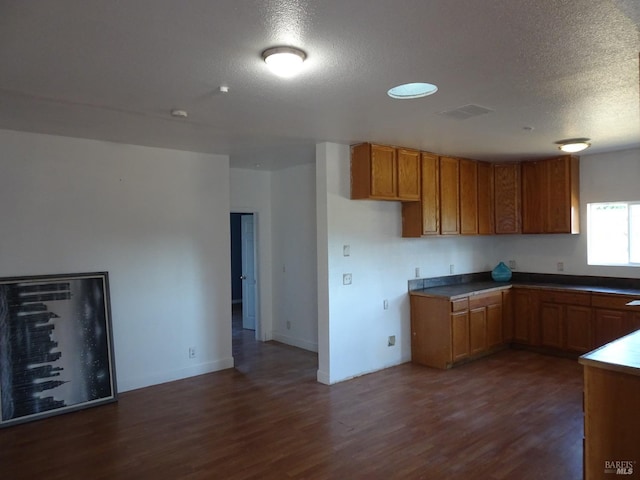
(0, 0), (638, 170)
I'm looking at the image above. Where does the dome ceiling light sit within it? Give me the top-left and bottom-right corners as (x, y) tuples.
(262, 46), (306, 78)
(387, 82), (438, 99)
(556, 138), (591, 153)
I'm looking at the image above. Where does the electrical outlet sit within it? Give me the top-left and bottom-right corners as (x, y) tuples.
(388, 335), (396, 347)
(286, 320), (291, 330)
(509, 260), (516, 270)
(188, 347), (196, 359)
(449, 264), (455, 274)
(343, 273), (352, 285)
(415, 267), (420, 278)
(557, 262), (564, 272)
(343, 244), (350, 256)
(383, 299), (389, 310)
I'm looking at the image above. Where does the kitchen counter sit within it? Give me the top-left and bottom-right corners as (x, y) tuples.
(409, 278), (640, 300)
(579, 329), (640, 376)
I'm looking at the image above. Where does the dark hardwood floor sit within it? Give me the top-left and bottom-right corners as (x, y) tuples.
(1, 310), (583, 479)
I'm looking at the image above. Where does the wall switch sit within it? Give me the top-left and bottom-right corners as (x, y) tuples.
(415, 267), (420, 278)
(286, 320), (291, 330)
(388, 335), (396, 347)
(343, 273), (352, 285)
(449, 264), (455, 274)
(188, 347), (196, 359)
(383, 299), (389, 310)
(557, 262), (564, 272)
(343, 244), (350, 256)
(509, 260), (516, 270)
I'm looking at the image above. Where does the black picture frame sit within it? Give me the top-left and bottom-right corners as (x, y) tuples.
(0, 272), (117, 427)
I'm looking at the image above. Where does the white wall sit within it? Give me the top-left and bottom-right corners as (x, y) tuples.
(0, 129), (233, 392)
(316, 143), (498, 384)
(271, 163), (318, 351)
(229, 168), (274, 341)
(495, 148), (640, 279)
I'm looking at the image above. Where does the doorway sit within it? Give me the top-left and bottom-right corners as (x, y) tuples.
(230, 213), (258, 346)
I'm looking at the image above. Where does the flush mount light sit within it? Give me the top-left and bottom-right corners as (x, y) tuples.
(556, 138), (591, 153)
(387, 82), (438, 99)
(262, 46), (306, 78)
(170, 109), (188, 118)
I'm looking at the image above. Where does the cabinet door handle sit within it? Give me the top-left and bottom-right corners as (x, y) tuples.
(240, 275), (247, 280)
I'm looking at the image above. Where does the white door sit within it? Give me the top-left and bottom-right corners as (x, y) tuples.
(241, 215), (256, 330)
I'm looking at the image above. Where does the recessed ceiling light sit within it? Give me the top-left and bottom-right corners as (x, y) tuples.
(556, 138), (591, 153)
(262, 46), (306, 78)
(387, 82), (438, 99)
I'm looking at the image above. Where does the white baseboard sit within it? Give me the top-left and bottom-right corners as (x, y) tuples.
(272, 332), (318, 352)
(117, 356), (235, 393)
(316, 369), (330, 385)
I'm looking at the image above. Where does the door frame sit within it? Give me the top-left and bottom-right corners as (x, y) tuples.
(231, 210), (260, 341)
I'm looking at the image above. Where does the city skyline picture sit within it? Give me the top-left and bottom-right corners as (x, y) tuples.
(0, 272), (117, 427)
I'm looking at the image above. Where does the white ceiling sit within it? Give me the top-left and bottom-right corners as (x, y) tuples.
(0, 0), (638, 170)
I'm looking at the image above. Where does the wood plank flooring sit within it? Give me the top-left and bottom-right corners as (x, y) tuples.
(1, 325), (583, 479)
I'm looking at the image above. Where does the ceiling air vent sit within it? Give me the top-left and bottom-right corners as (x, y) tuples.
(437, 104), (494, 120)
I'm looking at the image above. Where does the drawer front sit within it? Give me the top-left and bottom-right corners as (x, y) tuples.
(542, 290), (591, 306)
(592, 293), (637, 310)
(451, 298), (469, 312)
(469, 292), (503, 309)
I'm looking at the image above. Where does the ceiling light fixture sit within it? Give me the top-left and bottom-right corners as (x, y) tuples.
(556, 138), (591, 153)
(387, 82), (438, 99)
(262, 46), (306, 78)
(170, 109), (188, 118)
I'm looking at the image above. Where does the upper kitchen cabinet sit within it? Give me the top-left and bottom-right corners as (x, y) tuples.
(402, 152), (439, 237)
(459, 158), (478, 235)
(477, 161), (494, 235)
(522, 155), (580, 234)
(493, 163), (521, 234)
(351, 143), (420, 201)
(547, 155), (580, 234)
(439, 156), (460, 235)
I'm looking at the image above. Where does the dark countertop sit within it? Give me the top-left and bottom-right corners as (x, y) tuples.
(580, 330), (640, 376)
(409, 279), (640, 300)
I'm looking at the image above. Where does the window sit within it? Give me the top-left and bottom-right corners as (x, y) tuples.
(588, 202), (640, 266)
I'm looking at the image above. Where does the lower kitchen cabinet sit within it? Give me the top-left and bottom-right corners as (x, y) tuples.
(539, 290), (592, 353)
(452, 310), (470, 361)
(513, 287), (538, 345)
(580, 332), (640, 480)
(592, 293), (640, 347)
(410, 290), (507, 369)
(411, 285), (639, 369)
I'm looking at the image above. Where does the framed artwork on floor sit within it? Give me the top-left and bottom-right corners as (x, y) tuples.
(0, 272), (117, 427)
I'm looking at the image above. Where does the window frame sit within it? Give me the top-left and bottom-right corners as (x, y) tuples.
(587, 201), (640, 267)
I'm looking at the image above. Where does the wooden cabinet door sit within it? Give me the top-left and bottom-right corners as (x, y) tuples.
(493, 163), (521, 234)
(540, 302), (563, 349)
(420, 152), (440, 235)
(521, 160), (547, 233)
(397, 148), (420, 201)
(439, 156), (460, 235)
(512, 289), (533, 344)
(469, 307), (487, 355)
(402, 152), (439, 237)
(451, 310), (469, 361)
(565, 305), (592, 352)
(486, 302), (504, 348)
(459, 158), (478, 235)
(477, 161), (494, 234)
(370, 144), (396, 198)
(502, 289), (513, 342)
(594, 309), (628, 347)
(547, 156), (579, 233)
